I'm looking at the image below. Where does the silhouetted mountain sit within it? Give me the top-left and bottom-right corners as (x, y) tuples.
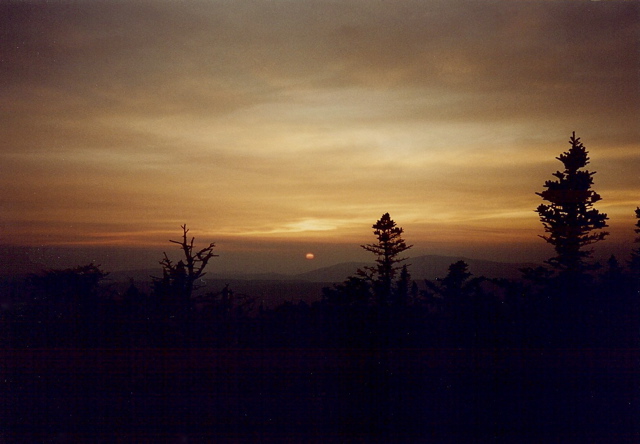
(107, 255), (538, 286)
(108, 269), (294, 283)
(408, 255), (539, 281)
(294, 261), (370, 282)
(106, 269), (330, 308)
(293, 255), (538, 282)
(99, 255), (540, 310)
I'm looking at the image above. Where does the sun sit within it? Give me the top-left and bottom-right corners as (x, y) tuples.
(305, 253), (315, 260)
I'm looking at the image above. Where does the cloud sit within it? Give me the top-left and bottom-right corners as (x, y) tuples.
(0, 0), (636, 257)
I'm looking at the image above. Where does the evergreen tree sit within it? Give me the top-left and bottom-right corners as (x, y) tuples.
(359, 213), (412, 305)
(424, 260), (475, 303)
(321, 276), (371, 307)
(28, 263), (109, 321)
(536, 132), (609, 273)
(394, 264), (411, 307)
(440, 260), (473, 298)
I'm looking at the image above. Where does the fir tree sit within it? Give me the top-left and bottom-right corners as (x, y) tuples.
(359, 213), (413, 305)
(424, 260), (475, 303)
(394, 264), (411, 307)
(536, 132), (609, 273)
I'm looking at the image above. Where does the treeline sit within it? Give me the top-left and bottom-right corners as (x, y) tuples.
(4, 221), (639, 350)
(2, 133), (639, 442)
(3, 132), (638, 350)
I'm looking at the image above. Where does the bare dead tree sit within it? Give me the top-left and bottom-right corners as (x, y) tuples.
(155, 225), (218, 318)
(167, 224), (217, 299)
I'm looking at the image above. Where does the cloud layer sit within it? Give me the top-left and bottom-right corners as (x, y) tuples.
(1, 1), (637, 265)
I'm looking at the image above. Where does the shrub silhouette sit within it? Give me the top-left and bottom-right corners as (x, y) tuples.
(28, 263), (108, 321)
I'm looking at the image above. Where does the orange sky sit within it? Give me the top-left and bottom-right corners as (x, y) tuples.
(1, 1), (638, 272)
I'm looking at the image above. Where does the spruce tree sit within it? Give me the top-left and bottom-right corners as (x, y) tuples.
(424, 260), (474, 303)
(394, 264), (412, 307)
(536, 132), (609, 272)
(359, 213), (413, 305)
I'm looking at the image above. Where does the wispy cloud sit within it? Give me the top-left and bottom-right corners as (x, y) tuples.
(1, 1), (636, 256)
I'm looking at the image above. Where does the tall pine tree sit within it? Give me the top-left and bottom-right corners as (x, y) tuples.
(536, 132), (608, 273)
(359, 213), (413, 305)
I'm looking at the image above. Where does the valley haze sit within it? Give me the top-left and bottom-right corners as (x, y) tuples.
(2, 243), (550, 278)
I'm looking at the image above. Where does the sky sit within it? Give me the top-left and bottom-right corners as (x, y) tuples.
(1, 1), (638, 273)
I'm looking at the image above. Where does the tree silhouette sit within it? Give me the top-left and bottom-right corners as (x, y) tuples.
(439, 260), (473, 297)
(602, 255), (624, 285)
(153, 224), (217, 320)
(322, 275), (372, 307)
(359, 213), (412, 305)
(423, 260), (476, 306)
(536, 132), (609, 273)
(393, 264), (412, 307)
(422, 260), (488, 345)
(29, 263), (109, 321)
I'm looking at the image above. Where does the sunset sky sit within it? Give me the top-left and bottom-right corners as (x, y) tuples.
(1, 1), (638, 273)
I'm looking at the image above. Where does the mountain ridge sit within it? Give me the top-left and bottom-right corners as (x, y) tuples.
(292, 255), (539, 282)
(106, 254), (539, 284)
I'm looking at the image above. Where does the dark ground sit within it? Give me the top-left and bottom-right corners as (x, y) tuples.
(3, 347), (637, 443)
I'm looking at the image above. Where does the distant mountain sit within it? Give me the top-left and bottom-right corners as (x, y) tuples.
(106, 255), (539, 285)
(407, 255), (538, 281)
(35, 256), (538, 309)
(108, 269), (294, 283)
(294, 261), (370, 283)
(293, 255), (539, 283)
